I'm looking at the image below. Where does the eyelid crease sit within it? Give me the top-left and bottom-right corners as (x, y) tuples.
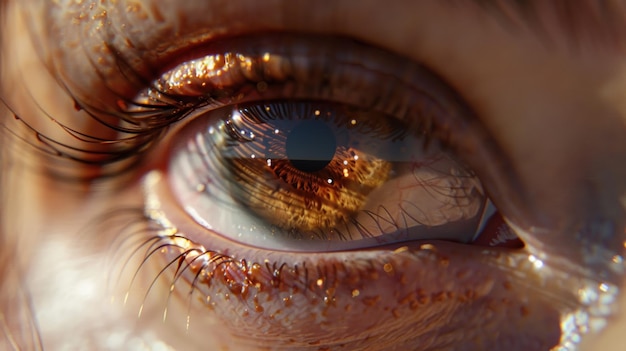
(125, 34), (471, 143)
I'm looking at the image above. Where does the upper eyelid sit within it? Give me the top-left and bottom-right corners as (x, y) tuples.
(34, 0), (624, 131)
(39, 0), (622, 105)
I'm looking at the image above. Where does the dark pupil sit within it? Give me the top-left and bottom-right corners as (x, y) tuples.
(286, 120), (337, 173)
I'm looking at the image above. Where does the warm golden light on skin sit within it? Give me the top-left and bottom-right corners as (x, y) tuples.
(1, 1), (626, 351)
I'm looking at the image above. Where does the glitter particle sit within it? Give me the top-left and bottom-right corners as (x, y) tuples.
(383, 263), (393, 273)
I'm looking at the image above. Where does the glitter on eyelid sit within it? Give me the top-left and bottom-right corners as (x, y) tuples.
(420, 244), (437, 251)
(393, 246), (409, 254)
(383, 263), (393, 273)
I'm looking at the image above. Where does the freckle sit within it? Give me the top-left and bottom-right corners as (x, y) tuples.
(410, 301), (419, 310)
(254, 303), (264, 313)
(520, 305), (530, 317)
(392, 308), (401, 318)
(363, 296), (381, 306)
(318, 347), (331, 351)
(399, 293), (413, 305)
(242, 309), (249, 318)
(503, 281), (512, 290)
(283, 296), (292, 307)
(345, 304), (352, 312)
(308, 340), (321, 345)
(455, 269), (469, 279)
(417, 294), (429, 305)
(439, 257), (450, 267)
(399, 274), (408, 285)
(432, 292), (446, 302)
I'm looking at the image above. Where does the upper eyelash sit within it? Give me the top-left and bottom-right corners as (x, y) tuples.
(6, 32), (472, 184)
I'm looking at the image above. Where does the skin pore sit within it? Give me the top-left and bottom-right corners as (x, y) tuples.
(1, 0), (626, 350)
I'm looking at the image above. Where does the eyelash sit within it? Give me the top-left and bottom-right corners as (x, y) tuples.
(5, 33), (477, 186)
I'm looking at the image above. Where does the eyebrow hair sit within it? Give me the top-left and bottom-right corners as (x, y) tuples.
(456, 0), (625, 51)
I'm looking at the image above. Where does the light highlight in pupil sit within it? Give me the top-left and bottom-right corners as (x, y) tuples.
(286, 120), (337, 173)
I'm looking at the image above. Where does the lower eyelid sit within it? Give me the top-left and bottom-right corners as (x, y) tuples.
(134, 170), (567, 350)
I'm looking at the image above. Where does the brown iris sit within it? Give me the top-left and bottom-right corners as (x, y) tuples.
(222, 102), (394, 234)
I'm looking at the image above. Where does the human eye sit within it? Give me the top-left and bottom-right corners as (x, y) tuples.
(1, 1), (626, 351)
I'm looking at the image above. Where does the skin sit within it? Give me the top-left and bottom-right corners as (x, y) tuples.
(1, 0), (626, 350)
